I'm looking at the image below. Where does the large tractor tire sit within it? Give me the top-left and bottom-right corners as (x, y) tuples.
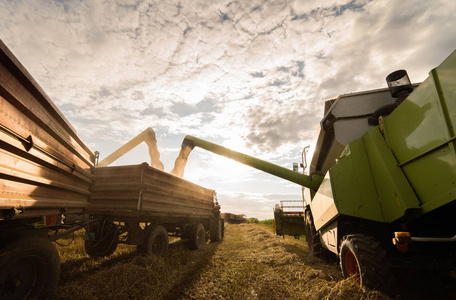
(189, 223), (206, 250)
(85, 220), (119, 258)
(0, 235), (60, 300)
(210, 213), (223, 242)
(305, 211), (336, 261)
(305, 211), (325, 256)
(143, 225), (169, 257)
(339, 234), (396, 294)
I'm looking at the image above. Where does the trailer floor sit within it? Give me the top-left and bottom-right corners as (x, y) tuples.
(54, 225), (455, 300)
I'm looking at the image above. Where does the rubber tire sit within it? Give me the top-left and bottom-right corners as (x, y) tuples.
(144, 225), (169, 257)
(273, 218), (282, 236)
(189, 223), (206, 250)
(305, 211), (325, 257)
(85, 221), (119, 258)
(0, 235), (60, 300)
(210, 213), (223, 242)
(340, 234), (396, 294)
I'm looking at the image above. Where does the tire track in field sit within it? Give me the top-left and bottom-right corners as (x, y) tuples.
(180, 224), (388, 300)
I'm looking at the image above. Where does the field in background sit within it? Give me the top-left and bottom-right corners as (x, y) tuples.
(54, 224), (454, 299)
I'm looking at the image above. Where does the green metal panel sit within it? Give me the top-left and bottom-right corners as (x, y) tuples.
(363, 128), (421, 222)
(384, 78), (449, 163)
(329, 136), (385, 223)
(383, 50), (456, 214)
(438, 50), (456, 129)
(328, 127), (422, 224)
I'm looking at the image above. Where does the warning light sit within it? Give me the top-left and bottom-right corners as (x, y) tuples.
(393, 232), (411, 252)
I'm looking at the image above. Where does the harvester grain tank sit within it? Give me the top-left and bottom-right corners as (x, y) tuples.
(179, 49), (456, 294)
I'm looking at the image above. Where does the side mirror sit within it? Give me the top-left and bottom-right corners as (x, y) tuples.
(293, 163), (299, 172)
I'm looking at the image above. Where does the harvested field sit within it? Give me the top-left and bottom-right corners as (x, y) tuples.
(54, 224), (455, 299)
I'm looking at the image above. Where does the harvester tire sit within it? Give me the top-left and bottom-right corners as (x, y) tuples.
(85, 220), (119, 258)
(189, 223), (206, 250)
(340, 234), (396, 294)
(144, 225), (168, 256)
(305, 211), (324, 257)
(0, 235), (60, 299)
(210, 213), (223, 242)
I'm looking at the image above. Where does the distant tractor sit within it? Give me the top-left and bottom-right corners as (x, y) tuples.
(176, 49), (456, 294)
(221, 213), (246, 224)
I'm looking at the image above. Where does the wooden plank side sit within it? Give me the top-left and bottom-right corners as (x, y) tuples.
(1, 180), (90, 202)
(143, 167), (214, 197)
(92, 164), (143, 177)
(88, 201), (213, 218)
(86, 208), (213, 220)
(0, 179), (90, 209)
(143, 182), (214, 205)
(141, 193), (213, 212)
(0, 132), (92, 183)
(0, 41), (95, 218)
(90, 164), (216, 218)
(0, 149), (92, 192)
(0, 86), (93, 171)
(0, 96), (93, 173)
(0, 41), (95, 164)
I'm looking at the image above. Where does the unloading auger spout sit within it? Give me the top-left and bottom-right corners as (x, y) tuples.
(182, 135), (324, 191)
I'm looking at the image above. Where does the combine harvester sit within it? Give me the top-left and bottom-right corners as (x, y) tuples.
(177, 49), (456, 294)
(0, 40), (223, 299)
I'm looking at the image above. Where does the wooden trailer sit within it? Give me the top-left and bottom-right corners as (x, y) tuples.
(85, 163), (222, 258)
(0, 40), (222, 299)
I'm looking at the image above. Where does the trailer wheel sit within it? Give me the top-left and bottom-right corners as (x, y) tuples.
(189, 223), (206, 250)
(340, 234), (396, 293)
(85, 221), (119, 258)
(144, 225), (168, 256)
(210, 213), (223, 242)
(0, 235), (60, 300)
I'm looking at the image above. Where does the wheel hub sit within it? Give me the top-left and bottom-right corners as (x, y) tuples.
(344, 250), (360, 284)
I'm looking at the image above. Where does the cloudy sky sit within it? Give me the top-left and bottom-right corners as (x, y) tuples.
(1, 0), (455, 219)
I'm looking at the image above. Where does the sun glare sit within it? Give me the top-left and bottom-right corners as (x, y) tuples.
(184, 153), (253, 186)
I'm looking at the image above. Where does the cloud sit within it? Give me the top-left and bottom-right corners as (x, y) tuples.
(1, 0), (455, 219)
(244, 101), (321, 153)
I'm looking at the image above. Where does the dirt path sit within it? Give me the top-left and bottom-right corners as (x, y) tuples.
(55, 224), (455, 299)
(178, 224), (386, 300)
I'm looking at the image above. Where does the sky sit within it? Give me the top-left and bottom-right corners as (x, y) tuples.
(1, 0), (456, 220)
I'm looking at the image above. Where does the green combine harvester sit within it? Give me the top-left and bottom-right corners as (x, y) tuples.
(181, 49), (456, 293)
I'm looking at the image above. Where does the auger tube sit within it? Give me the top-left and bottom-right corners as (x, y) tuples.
(183, 135), (324, 191)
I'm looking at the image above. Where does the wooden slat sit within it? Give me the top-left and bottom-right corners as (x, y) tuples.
(90, 164), (215, 218)
(0, 95), (93, 172)
(0, 149), (92, 191)
(0, 40), (95, 164)
(0, 41), (94, 219)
